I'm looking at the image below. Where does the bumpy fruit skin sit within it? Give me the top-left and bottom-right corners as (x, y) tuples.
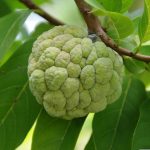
(28, 25), (124, 120)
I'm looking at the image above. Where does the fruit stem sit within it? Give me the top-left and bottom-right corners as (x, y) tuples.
(75, 0), (150, 63)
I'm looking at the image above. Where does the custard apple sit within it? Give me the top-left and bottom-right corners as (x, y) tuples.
(28, 25), (124, 120)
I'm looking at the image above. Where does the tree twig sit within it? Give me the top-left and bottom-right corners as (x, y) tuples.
(19, 0), (63, 25)
(75, 0), (150, 62)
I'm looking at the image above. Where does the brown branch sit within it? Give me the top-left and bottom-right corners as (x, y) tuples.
(75, 0), (150, 63)
(19, 0), (63, 25)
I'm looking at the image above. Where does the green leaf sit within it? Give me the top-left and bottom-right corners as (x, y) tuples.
(140, 45), (150, 55)
(132, 17), (141, 33)
(108, 12), (134, 38)
(119, 36), (138, 50)
(137, 71), (150, 87)
(94, 0), (122, 12)
(147, 92), (150, 98)
(98, 0), (122, 12)
(40, 0), (85, 26)
(0, 10), (30, 67)
(33, 0), (51, 5)
(20, 26), (29, 40)
(85, 0), (133, 12)
(106, 18), (120, 41)
(94, 10), (134, 38)
(75, 114), (93, 150)
(85, 0), (104, 9)
(32, 110), (85, 150)
(0, 40), (41, 150)
(139, 0), (150, 42)
(135, 45), (150, 74)
(132, 99), (150, 150)
(86, 77), (147, 150)
(31, 22), (53, 39)
(0, 41), (22, 68)
(124, 57), (146, 74)
(0, 0), (11, 17)
(85, 135), (96, 150)
(4, 0), (25, 10)
(121, 0), (134, 12)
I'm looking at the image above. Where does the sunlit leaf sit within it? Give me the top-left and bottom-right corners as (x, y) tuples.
(85, 135), (96, 150)
(0, 10), (30, 67)
(137, 70), (150, 87)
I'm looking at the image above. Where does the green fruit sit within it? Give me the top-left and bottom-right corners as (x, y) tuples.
(28, 25), (124, 120)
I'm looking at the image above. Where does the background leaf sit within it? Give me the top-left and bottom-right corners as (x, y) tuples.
(32, 110), (85, 150)
(106, 18), (120, 41)
(124, 57), (146, 74)
(140, 45), (150, 55)
(0, 40), (41, 150)
(85, 77), (147, 150)
(85, 0), (102, 9)
(138, 0), (150, 42)
(132, 99), (150, 150)
(108, 12), (134, 38)
(136, 70), (150, 87)
(33, 0), (51, 5)
(0, 10), (30, 67)
(86, 0), (134, 12)
(4, 0), (25, 10)
(39, 0), (85, 26)
(95, 0), (122, 12)
(119, 36), (138, 50)
(94, 9), (134, 38)
(0, 0), (11, 17)
(30, 22), (53, 39)
(121, 0), (134, 12)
